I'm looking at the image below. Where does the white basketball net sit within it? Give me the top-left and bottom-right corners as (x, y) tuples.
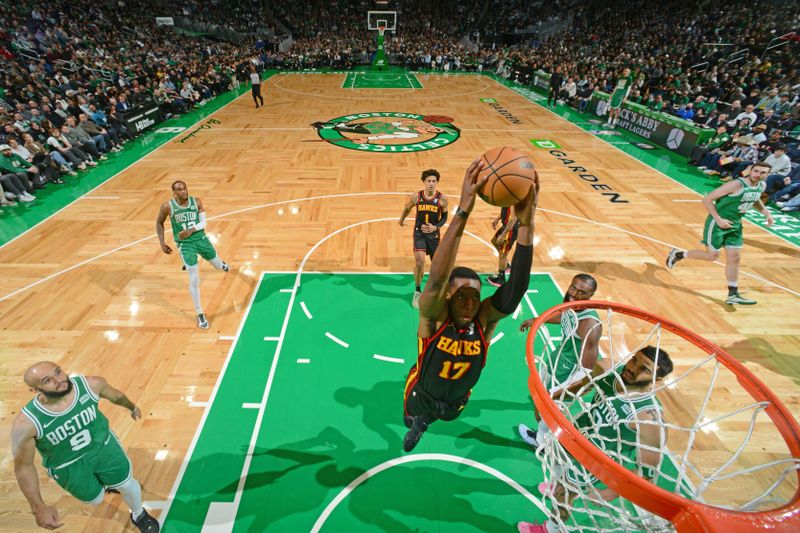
(530, 306), (800, 532)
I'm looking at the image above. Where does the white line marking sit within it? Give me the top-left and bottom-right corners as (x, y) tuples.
(263, 336), (281, 341)
(325, 332), (350, 348)
(0, 192), (496, 303)
(279, 288), (294, 293)
(310, 453), (546, 532)
(512, 303), (523, 320)
(1, 87), (250, 251)
(188, 401), (209, 408)
(373, 354), (404, 364)
(300, 301), (313, 319)
(143, 500), (167, 510)
(527, 289), (539, 293)
(78, 196), (120, 200)
(159, 273), (265, 526)
(218, 335), (235, 341)
(296, 358), (311, 364)
(202, 501), (236, 532)
(490, 332), (505, 345)
(241, 403), (261, 409)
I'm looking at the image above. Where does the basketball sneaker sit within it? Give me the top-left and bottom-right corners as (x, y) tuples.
(665, 248), (683, 269)
(517, 424), (539, 447)
(726, 293), (757, 305)
(487, 273), (505, 287)
(131, 509), (160, 532)
(518, 521), (550, 533)
(196, 313), (210, 329)
(412, 290), (421, 309)
(404, 415), (413, 428)
(403, 417), (428, 452)
(222, 262), (230, 272)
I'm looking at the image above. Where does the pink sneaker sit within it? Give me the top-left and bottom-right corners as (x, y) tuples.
(538, 481), (555, 496)
(518, 521), (549, 533)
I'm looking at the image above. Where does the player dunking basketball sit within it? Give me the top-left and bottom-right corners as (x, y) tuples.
(487, 206), (519, 286)
(399, 169), (448, 309)
(156, 180), (230, 328)
(402, 160), (539, 452)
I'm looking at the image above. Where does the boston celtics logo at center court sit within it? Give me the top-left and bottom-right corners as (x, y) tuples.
(309, 112), (460, 152)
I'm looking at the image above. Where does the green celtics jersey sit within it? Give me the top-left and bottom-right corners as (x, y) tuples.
(576, 365), (662, 460)
(170, 196), (205, 243)
(714, 178), (766, 226)
(543, 308), (600, 386)
(613, 75), (633, 95)
(21, 376), (110, 470)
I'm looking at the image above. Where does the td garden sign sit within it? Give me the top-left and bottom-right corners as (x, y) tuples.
(309, 112), (460, 152)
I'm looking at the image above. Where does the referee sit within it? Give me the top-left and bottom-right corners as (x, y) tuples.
(547, 66), (564, 108)
(250, 65), (264, 108)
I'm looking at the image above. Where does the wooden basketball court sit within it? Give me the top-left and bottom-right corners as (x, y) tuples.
(1, 72), (798, 531)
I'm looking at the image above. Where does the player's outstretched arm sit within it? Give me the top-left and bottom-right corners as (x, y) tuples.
(418, 160), (486, 324)
(479, 177), (539, 330)
(577, 318), (602, 371)
(11, 415), (63, 529)
(156, 201), (172, 254)
(398, 193), (416, 226)
(635, 409), (665, 473)
(86, 376), (141, 420)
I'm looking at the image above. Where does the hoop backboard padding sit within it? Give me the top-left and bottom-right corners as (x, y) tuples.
(367, 10), (396, 31)
(526, 300), (800, 532)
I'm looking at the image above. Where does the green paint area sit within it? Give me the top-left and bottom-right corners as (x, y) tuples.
(343, 72), (422, 89)
(163, 273), (688, 532)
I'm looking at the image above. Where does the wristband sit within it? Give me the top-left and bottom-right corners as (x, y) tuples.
(455, 207), (469, 220)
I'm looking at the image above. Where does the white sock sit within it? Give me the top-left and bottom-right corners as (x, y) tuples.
(187, 265), (203, 313)
(210, 256), (225, 270)
(116, 477), (144, 518)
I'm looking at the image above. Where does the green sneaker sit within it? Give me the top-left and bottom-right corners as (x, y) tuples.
(726, 293), (757, 305)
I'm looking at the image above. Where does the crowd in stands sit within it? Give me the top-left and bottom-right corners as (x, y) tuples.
(2, 0), (799, 215)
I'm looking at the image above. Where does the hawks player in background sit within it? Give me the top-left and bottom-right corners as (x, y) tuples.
(156, 180), (230, 329)
(399, 169), (449, 309)
(487, 206), (519, 286)
(666, 162), (774, 305)
(402, 159), (539, 452)
(606, 67), (633, 128)
(11, 362), (159, 532)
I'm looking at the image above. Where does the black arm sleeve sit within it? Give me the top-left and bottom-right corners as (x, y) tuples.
(435, 209), (448, 228)
(490, 243), (533, 314)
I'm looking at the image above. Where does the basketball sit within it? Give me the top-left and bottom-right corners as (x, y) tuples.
(477, 146), (536, 207)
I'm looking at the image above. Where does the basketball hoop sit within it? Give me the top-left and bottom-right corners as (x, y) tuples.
(377, 24), (386, 37)
(526, 300), (800, 532)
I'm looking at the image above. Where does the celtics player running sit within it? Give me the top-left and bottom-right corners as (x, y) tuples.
(607, 67), (633, 128)
(666, 162), (774, 305)
(399, 169), (448, 309)
(156, 180), (230, 328)
(11, 362), (158, 532)
(518, 346), (674, 533)
(517, 274), (600, 447)
(402, 159), (538, 452)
